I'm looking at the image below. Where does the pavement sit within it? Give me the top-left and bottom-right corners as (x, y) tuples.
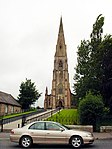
(93, 132), (112, 140)
(0, 132), (112, 140)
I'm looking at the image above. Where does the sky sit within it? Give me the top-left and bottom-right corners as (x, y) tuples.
(0, 0), (112, 107)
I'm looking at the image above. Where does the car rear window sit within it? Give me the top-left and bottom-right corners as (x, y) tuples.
(29, 122), (45, 130)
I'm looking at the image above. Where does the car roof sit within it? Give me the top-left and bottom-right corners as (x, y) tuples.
(26, 121), (58, 126)
(23, 121), (60, 128)
(31, 121), (57, 123)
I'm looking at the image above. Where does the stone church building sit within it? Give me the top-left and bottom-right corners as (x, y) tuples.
(44, 17), (71, 109)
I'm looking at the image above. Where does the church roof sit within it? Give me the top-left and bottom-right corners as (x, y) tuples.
(0, 91), (21, 107)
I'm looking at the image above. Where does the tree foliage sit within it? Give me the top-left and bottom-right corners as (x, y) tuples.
(74, 14), (112, 113)
(74, 14), (104, 99)
(101, 35), (112, 113)
(78, 92), (104, 131)
(18, 78), (41, 110)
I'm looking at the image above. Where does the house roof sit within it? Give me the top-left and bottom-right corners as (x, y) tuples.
(0, 91), (21, 107)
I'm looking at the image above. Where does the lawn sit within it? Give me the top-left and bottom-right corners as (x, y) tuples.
(46, 109), (78, 125)
(0, 109), (37, 120)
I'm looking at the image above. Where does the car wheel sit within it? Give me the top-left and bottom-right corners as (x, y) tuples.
(20, 136), (32, 148)
(70, 136), (83, 148)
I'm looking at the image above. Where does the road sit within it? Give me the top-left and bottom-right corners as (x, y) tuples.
(0, 139), (112, 149)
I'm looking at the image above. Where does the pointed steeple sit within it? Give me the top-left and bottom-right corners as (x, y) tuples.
(59, 16), (64, 34)
(55, 17), (66, 57)
(45, 87), (48, 95)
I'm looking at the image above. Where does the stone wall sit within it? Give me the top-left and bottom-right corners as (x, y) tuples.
(0, 104), (5, 115)
(0, 103), (21, 116)
(100, 126), (112, 132)
(67, 125), (93, 133)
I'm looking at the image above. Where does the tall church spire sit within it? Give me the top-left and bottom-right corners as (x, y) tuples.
(52, 17), (71, 108)
(55, 17), (66, 57)
(44, 17), (71, 109)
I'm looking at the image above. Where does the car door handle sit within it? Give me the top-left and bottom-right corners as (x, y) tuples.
(47, 133), (50, 134)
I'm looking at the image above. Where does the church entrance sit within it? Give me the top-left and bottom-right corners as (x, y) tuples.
(59, 101), (63, 107)
(57, 100), (64, 109)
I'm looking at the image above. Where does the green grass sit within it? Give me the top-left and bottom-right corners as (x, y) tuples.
(0, 109), (37, 120)
(46, 109), (78, 125)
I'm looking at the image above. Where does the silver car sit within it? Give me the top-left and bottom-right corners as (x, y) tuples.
(10, 121), (94, 148)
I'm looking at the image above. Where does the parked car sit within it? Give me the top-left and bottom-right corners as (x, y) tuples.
(10, 121), (94, 148)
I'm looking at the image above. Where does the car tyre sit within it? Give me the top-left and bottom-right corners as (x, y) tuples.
(70, 136), (83, 148)
(20, 136), (32, 148)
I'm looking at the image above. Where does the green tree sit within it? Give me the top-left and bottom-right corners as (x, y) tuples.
(89, 14), (104, 93)
(74, 40), (91, 99)
(74, 15), (112, 113)
(18, 78), (41, 110)
(101, 35), (112, 113)
(74, 14), (104, 100)
(78, 92), (104, 131)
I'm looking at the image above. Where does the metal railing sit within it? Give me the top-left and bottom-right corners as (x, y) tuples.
(0, 109), (46, 131)
(26, 109), (59, 124)
(2, 109), (46, 124)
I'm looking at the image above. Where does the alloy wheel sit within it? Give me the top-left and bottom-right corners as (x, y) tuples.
(21, 136), (32, 148)
(71, 136), (82, 148)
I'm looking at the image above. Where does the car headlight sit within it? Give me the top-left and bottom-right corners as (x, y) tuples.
(85, 133), (93, 137)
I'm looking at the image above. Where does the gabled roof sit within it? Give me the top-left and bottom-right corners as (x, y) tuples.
(0, 91), (21, 107)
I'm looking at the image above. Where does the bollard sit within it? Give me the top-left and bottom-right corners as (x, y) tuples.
(18, 124), (20, 128)
(0, 118), (3, 132)
(22, 115), (26, 127)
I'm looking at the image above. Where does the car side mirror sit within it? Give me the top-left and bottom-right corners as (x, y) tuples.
(60, 128), (64, 132)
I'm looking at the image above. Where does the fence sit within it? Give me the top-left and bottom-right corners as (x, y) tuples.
(47, 115), (77, 125)
(0, 109), (46, 132)
(26, 109), (59, 124)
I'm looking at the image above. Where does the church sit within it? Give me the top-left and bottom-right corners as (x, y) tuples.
(44, 17), (71, 109)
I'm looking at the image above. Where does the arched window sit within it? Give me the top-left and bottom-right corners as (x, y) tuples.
(60, 45), (62, 49)
(59, 60), (63, 69)
(58, 83), (63, 94)
(59, 71), (63, 80)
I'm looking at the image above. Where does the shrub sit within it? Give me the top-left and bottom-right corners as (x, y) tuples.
(78, 92), (104, 131)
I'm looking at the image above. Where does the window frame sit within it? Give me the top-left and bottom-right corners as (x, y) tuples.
(28, 122), (45, 130)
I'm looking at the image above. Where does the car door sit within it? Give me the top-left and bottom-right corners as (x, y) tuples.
(45, 122), (68, 144)
(28, 121), (46, 143)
